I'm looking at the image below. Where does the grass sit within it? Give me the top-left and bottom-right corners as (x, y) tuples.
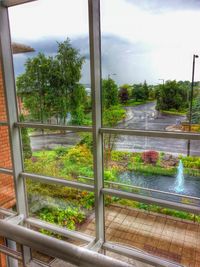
(121, 99), (154, 107)
(161, 109), (187, 116)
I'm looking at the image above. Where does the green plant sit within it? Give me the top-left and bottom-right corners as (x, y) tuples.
(39, 206), (86, 231)
(54, 146), (68, 158)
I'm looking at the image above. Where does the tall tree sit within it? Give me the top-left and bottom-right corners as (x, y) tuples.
(155, 80), (188, 111)
(102, 78), (119, 109)
(143, 80), (149, 100)
(17, 38), (86, 125)
(191, 95), (200, 124)
(118, 86), (129, 104)
(17, 53), (53, 122)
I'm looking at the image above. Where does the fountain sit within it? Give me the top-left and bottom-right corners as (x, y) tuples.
(174, 160), (184, 193)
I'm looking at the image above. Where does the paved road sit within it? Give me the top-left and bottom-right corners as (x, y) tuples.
(116, 102), (199, 156)
(30, 102), (200, 155)
(30, 132), (81, 151)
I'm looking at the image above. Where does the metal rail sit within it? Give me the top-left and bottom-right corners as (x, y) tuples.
(79, 175), (200, 202)
(0, 121), (8, 126)
(15, 122), (92, 132)
(100, 127), (200, 140)
(1, 0), (37, 7)
(103, 242), (183, 267)
(102, 188), (200, 214)
(26, 217), (94, 243)
(0, 220), (133, 267)
(0, 167), (13, 175)
(21, 172), (94, 192)
(0, 208), (16, 217)
(0, 244), (22, 261)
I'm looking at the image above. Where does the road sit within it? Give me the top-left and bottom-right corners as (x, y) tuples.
(116, 102), (199, 156)
(30, 102), (200, 155)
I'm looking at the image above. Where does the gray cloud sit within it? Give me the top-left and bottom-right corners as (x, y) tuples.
(13, 34), (189, 85)
(126, 0), (200, 12)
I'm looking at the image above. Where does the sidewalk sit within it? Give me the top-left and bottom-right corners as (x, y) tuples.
(81, 205), (200, 267)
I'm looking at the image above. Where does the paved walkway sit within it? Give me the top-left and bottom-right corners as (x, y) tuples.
(81, 205), (200, 267)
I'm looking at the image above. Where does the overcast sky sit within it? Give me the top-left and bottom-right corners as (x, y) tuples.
(9, 0), (200, 85)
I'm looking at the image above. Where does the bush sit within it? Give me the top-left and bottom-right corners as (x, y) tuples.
(54, 146), (68, 158)
(39, 206), (86, 230)
(66, 145), (93, 165)
(142, 150), (159, 165)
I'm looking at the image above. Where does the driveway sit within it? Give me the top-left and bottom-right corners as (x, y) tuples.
(30, 102), (200, 155)
(116, 102), (199, 156)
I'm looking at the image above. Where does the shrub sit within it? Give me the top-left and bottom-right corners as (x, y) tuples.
(39, 206), (86, 230)
(54, 146), (68, 158)
(142, 150), (159, 164)
(66, 145), (93, 165)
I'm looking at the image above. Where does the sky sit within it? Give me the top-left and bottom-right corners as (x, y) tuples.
(8, 0), (200, 85)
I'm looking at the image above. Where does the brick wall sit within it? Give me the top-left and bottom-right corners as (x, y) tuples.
(0, 65), (15, 208)
(0, 64), (15, 267)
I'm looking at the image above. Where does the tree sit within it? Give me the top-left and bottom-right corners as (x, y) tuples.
(103, 106), (125, 166)
(102, 78), (119, 109)
(54, 39), (85, 124)
(155, 80), (188, 111)
(118, 86), (129, 104)
(143, 80), (149, 100)
(17, 38), (86, 125)
(132, 82), (149, 102)
(17, 53), (53, 122)
(132, 83), (144, 101)
(191, 95), (200, 124)
(70, 84), (87, 125)
(19, 114), (32, 159)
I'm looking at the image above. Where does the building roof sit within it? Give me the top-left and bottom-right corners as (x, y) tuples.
(12, 42), (35, 54)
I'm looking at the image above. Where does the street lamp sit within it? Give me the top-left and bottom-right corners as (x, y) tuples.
(108, 73), (117, 79)
(158, 79), (164, 86)
(187, 54), (199, 156)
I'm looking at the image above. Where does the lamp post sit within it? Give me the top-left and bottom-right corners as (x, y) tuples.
(158, 79), (164, 86)
(187, 54), (199, 156)
(108, 73), (117, 79)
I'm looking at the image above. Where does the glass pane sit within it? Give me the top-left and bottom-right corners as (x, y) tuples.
(26, 180), (95, 237)
(21, 128), (93, 185)
(101, 0), (200, 133)
(9, 0), (91, 126)
(0, 174), (16, 210)
(104, 196), (200, 266)
(103, 134), (200, 203)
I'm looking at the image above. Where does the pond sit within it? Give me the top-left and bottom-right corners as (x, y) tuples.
(118, 171), (200, 205)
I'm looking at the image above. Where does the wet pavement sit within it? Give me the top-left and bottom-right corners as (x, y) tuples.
(29, 102), (200, 156)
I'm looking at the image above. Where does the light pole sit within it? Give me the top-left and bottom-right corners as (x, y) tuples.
(108, 73), (117, 79)
(187, 54), (199, 156)
(158, 79), (164, 86)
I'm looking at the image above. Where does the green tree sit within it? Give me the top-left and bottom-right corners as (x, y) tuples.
(19, 114), (32, 159)
(191, 95), (200, 124)
(17, 53), (53, 122)
(102, 78), (119, 109)
(70, 84), (87, 125)
(132, 83), (144, 101)
(103, 106), (125, 166)
(118, 87), (129, 104)
(156, 80), (188, 111)
(17, 38), (86, 125)
(54, 39), (85, 124)
(143, 80), (149, 100)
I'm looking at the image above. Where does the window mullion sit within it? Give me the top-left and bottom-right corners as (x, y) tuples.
(0, 5), (31, 264)
(88, 0), (104, 242)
